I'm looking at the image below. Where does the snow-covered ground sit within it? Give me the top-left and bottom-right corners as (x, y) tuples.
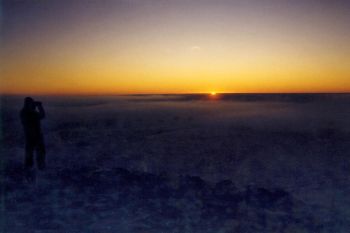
(1, 94), (350, 232)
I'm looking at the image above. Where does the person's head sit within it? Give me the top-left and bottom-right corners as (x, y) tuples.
(23, 97), (35, 110)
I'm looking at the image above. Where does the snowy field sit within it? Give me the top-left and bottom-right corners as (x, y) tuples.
(1, 94), (350, 232)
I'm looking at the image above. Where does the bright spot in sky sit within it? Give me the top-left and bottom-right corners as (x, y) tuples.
(190, 46), (201, 52)
(210, 91), (216, 96)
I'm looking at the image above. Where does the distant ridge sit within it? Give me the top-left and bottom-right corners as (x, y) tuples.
(123, 93), (350, 103)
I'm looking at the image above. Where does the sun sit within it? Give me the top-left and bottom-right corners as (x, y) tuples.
(210, 91), (217, 96)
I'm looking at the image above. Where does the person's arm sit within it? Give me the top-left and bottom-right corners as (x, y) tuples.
(37, 102), (45, 119)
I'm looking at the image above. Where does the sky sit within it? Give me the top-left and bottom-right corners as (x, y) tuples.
(1, 0), (350, 95)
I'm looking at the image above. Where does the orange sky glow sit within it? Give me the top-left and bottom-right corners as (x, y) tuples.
(1, 0), (350, 95)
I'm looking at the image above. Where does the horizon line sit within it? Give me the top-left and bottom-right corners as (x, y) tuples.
(1, 92), (350, 97)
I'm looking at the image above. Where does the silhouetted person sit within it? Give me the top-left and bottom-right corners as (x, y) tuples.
(20, 97), (46, 175)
